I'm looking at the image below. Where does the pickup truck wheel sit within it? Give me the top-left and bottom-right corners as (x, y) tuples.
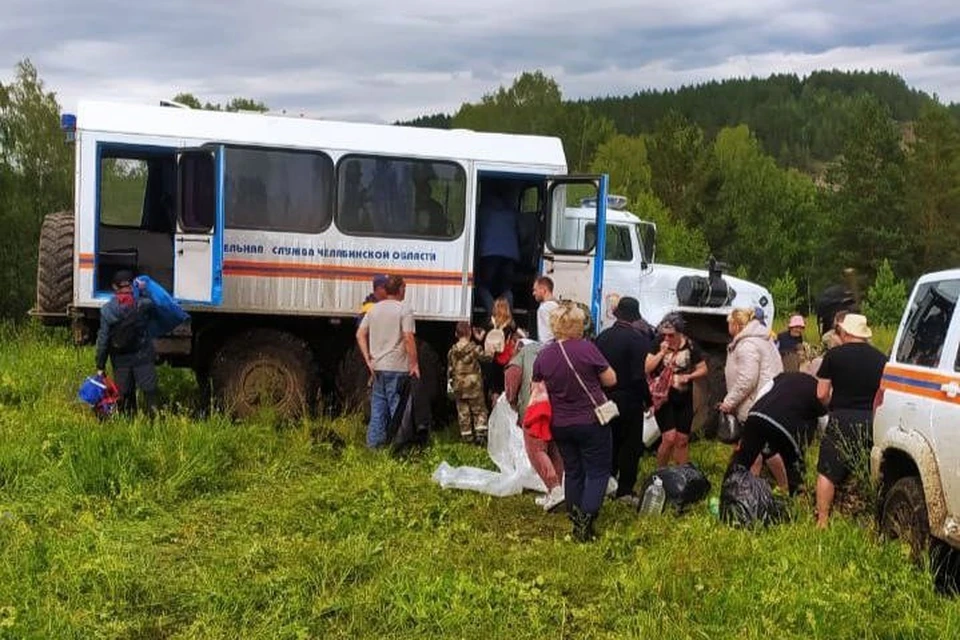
(211, 329), (316, 420)
(880, 476), (930, 564)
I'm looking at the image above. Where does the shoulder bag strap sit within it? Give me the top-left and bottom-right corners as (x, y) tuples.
(557, 340), (600, 408)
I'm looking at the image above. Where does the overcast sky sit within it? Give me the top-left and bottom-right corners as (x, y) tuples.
(3, 1), (960, 123)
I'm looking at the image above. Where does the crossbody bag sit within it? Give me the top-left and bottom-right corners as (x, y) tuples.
(557, 340), (620, 426)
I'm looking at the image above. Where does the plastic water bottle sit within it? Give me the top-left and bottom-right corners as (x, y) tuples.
(639, 476), (666, 516)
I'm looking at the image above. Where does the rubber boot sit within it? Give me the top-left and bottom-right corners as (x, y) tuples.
(569, 505), (597, 543)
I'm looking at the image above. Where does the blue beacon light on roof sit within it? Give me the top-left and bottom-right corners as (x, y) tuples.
(60, 113), (76, 143)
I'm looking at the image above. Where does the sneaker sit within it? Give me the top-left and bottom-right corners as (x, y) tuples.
(534, 493), (549, 507)
(542, 486), (565, 512)
(606, 477), (619, 497)
(459, 432), (474, 443)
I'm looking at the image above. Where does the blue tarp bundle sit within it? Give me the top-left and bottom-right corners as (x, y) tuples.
(134, 275), (189, 337)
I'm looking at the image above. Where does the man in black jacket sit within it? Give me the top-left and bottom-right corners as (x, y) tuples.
(595, 297), (653, 503)
(94, 270), (159, 416)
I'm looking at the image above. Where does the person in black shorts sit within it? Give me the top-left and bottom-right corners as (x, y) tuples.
(645, 313), (708, 466)
(728, 371), (827, 495)
(814, 313), (888, 528)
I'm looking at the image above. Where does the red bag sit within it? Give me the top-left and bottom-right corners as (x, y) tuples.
(494, 339), (516, 367)
(95, 375), (120, 418)
(648, 366), (674, 413)
(522, 381), (552, 441)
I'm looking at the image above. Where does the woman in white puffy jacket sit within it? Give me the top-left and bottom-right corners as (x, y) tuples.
(720, 308), (787, 487)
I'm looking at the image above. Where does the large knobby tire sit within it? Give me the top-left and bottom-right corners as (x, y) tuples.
(36, 210), (75, 323)
(880, 476), (930, 564)
(335, 339), (445, 425)
(336, 344), (372, 419)
(211, 329), (317, 420)
(694, 347), (727, 438)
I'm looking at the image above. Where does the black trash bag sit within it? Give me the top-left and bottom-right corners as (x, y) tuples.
(716, 413), (741, 444)
(388, 376), (430, 455)
(639, 463), (711, 513)
(719, 465), (789, 527)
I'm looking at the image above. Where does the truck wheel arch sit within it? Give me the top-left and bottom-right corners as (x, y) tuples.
(874, 430), (950, 543)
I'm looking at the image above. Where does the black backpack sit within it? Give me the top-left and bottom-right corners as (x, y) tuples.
(109, 304), (142, 354)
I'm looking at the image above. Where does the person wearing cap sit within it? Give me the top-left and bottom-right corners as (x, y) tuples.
(777, 315), (812, 373)
(94, 270), (159, 416)
(595, 297), (653, 504)
(357, 274), (389, 325)
(814, 313), (888, 528)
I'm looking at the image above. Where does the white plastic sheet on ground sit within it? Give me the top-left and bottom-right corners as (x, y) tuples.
(432, 396), (548, 497)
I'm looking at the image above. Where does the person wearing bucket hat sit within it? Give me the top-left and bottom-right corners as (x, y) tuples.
(777, 314), (812, 373)
(814, 312), (887, 528)
(595, 297), (654, 504)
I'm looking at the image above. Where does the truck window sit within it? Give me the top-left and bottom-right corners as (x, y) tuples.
(99, 153), (177, 231)
(224, 147), (334, 233)
(896, 279), (960, 368)
(584, 223), (633, 262)
(336, 156), (465, 239)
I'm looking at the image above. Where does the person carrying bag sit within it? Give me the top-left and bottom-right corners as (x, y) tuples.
(531, 302), (617, 542)
(558, 340), (620, 425)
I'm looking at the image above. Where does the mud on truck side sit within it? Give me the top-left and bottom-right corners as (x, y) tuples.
(35, 101), (773, 428)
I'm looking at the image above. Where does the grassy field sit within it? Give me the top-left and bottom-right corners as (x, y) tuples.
(1, 324), (956, 639)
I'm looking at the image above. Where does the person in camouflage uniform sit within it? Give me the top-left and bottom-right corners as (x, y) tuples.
(448, 322), (489, 443)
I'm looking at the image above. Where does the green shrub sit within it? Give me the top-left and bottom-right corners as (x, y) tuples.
(863, 259), (908, 327)
(768, 270), (801, 318)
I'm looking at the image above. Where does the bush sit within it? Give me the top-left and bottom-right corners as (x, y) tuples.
(863, 259), (908, 327)
(768, 270), (801, 319)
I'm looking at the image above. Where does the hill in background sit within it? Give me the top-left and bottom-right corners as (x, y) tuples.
(400, 70), (959, 171)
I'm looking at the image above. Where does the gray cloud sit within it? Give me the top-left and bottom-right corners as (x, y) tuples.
(2, 0), (959, 122)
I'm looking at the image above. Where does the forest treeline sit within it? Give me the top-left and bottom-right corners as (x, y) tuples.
(2, 60), (959, 319)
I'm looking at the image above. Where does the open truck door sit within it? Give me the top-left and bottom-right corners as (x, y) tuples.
(174, 146), (223, 305)
(542, 175), (609, 329)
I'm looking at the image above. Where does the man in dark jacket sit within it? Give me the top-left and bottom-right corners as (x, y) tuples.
(595, 297), (653, 503)
(95, 270), (159, 416)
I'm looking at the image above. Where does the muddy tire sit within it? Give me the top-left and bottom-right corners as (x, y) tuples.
(694, 347), (727, 438)
(36, 211), (75, 323)
(880, 476), (930, 564)
(336, 344), (372, 419)
(211, 329), (317, 420)
(335, 339), (446, 425)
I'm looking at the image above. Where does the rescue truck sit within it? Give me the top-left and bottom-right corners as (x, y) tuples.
(34, 101), (773, 421)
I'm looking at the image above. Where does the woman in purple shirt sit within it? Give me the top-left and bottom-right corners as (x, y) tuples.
(533, 302), (617, 542)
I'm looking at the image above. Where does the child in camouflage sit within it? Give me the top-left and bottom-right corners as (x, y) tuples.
(447, 322), (489, 443)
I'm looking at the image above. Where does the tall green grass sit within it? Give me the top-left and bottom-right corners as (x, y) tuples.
(0, 322), (956, 638)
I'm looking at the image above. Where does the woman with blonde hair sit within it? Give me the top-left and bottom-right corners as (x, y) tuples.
(533, 302), (617, 541)
(720, 307), (787, 487)
(477, 297), (523, 405)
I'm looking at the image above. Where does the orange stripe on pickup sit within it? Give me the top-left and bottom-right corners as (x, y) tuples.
(880, 364), (960, 405)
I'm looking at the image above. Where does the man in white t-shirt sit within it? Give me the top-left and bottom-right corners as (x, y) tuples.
(532, 276), (559, 343)
(357, 275), (419, 448)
